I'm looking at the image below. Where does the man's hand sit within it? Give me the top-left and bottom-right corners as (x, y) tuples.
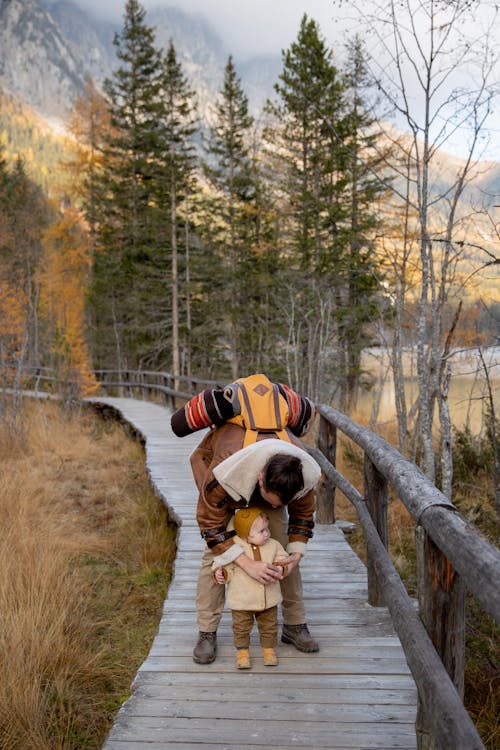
(234, 554), (283, 584)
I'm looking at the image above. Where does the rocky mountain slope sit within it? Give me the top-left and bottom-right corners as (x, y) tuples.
(0, 0), (278, 124)
(0, 0), (87, 119)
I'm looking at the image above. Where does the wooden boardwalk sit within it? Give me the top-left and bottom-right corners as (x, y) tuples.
(89, 397), (418, 750)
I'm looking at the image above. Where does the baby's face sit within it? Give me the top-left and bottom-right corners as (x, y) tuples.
(247, 515), (270, 546)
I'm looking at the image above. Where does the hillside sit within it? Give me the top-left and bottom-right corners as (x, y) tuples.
(0, 89), (77, 196)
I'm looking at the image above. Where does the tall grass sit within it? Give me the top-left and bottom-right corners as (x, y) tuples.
(0, 400), (176, 749)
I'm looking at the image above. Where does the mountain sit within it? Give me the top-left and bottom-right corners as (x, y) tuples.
(0, 0), (279, 127)
(0, 0), (498, 223)
(0, 0), (87, 120)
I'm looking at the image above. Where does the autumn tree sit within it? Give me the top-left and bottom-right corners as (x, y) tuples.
(65, 76), (112, 257)
(40, 208), (97, 397)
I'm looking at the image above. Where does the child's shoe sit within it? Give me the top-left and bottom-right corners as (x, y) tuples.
(262, 647), (278, 666)
(236, 648), (251, 669)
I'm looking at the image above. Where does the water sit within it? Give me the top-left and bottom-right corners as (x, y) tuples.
(359, 347), (500, 434)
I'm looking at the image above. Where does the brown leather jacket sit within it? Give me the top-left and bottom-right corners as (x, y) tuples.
(190, 423), (316, 555)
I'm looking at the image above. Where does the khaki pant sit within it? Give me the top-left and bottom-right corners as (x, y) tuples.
(232, 605), (278, 648)
(196, 504), (305, 632)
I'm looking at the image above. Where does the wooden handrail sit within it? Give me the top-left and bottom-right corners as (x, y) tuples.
(313, 404), (499, 750)
(315, 404), (500, 623)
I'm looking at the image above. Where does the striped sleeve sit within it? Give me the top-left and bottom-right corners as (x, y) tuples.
(171, 387), (236, 436)
(278, 383), (315, 437)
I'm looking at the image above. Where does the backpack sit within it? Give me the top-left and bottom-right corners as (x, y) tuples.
(227, 373), (292, 448)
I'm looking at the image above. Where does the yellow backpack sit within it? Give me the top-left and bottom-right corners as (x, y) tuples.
(227, 373), (292, 447)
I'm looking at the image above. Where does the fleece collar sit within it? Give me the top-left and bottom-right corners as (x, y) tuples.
(213, 438), (321, 502)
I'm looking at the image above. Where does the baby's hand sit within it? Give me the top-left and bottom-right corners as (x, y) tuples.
(214, 567), (225, 584)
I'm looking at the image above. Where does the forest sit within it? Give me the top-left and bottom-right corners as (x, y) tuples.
(1, 0), (499, 494)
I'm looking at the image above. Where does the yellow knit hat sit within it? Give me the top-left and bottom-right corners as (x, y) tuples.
(234, 507), (265, 540)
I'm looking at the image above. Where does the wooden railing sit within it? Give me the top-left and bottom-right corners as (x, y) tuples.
(17, 368), (500, 750)
(311, 404), (500, 750)
(93, 369), (223, 407)
(18, 367), (223, 408)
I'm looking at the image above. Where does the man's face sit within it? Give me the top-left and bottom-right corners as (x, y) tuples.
(258, 473), (283, 508)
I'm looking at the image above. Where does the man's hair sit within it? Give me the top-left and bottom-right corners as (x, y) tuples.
(263, 453), (304, 504)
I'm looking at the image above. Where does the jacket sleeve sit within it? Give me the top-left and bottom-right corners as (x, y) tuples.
(277, 383), (315, 437)
(286, 487), (316, 552)
(171, 386), (236, 436)
(192, 424), (247, 556)
(273, 541), (290, 576)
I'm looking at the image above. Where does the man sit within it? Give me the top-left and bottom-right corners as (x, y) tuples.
(171, 373), (321, 664)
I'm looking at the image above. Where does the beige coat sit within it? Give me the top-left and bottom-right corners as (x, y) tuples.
(217, 535), (288, 612)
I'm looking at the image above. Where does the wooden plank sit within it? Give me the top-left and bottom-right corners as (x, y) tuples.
(85, 397), (418, 750)
(104, 716), (417, 748)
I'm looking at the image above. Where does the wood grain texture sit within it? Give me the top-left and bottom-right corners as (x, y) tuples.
(86, 397), (418, 750)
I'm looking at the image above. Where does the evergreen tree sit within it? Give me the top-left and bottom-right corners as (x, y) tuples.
(264, 15), (350, 398)
(334, 36), (387, 410)
(153, 40), (197, 375)
(0, 158), (52, 370)
(91, 0), (164, 370)
(202, 56), (257, 378)
(264, 17), (384, 406)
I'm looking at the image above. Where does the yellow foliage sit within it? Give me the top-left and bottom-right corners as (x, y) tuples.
(0, 276), (27, 357)
(40, 208), (98, 396)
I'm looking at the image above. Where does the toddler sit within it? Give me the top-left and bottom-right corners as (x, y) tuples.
(213, 506), (289, 669)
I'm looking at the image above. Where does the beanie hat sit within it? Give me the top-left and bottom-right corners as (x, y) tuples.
(234, 507), (265, 540)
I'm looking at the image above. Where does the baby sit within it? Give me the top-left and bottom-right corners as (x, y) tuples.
(213, 506), (289, 669)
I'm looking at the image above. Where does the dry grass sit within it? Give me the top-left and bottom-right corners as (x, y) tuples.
(0, 399), (176, 749)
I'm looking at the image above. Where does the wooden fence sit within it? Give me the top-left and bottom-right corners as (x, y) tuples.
(17, 367), (500, 750)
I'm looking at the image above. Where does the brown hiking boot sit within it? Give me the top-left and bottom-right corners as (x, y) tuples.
(236, 648), (251, 669)
(281, 623), (319, 652)
(262, 647), (278, 666)
(193, 631), (217, 664)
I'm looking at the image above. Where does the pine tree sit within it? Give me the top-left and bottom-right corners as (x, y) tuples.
(263, 17), (385, 406)
(91, 0), (164, 370)
(335, 36), (388, 410)
(153, 40), (198, 376)
(264, 15), (350, 398)
(0, 158), (52, 370)
(202, 55), (257, 378)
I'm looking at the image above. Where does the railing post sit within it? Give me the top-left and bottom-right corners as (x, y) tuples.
(140, 372), (148, 401)
(163, 375), (174, 409)
(364, 455), (388, 607)
(315, 414), (336, 524)
(415, 525), (466, 750)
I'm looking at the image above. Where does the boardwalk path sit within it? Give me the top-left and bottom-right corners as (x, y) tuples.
(89, 397), (418, 750)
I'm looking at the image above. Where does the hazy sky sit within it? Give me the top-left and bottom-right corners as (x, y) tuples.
(67, 0), (346, 59)
(64, 1), (499, 161)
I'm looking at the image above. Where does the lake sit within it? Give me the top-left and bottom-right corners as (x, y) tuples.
(358, 347), (500, 435)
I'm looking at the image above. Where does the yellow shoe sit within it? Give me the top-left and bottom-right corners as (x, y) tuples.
(262, 647), (278, 666)
(236, 648), (251, 669)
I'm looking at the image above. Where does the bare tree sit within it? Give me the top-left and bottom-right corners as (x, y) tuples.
(343, 0), (499, 490)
